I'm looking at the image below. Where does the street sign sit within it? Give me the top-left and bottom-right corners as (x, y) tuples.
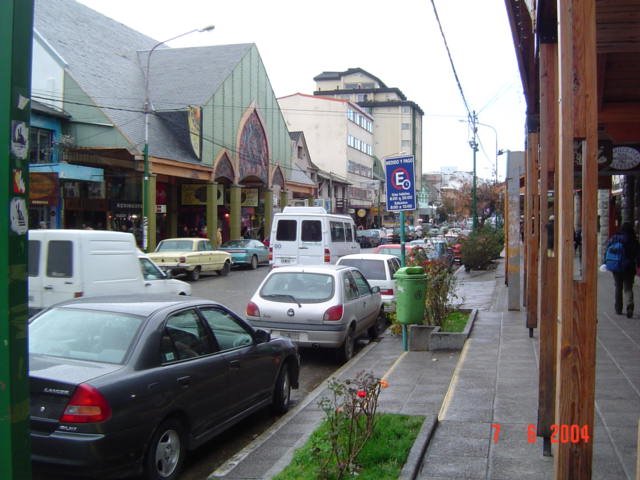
(385, 155), (416, 211)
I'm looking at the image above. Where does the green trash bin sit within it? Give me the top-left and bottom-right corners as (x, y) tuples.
(394, 266), (427, 325)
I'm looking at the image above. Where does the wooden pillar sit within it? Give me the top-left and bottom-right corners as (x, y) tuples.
(169, 182), (178, 238)
(537, 40), (559, 454)
(525, 122), (540, 335)
(230, 184), (241, 240)
(555, 0), (598, 477)
(206, 181), (218, 247)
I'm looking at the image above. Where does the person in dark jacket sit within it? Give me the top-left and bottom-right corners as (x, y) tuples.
(606, 222), (640, 317)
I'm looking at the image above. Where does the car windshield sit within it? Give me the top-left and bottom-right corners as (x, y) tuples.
(377, 247), (400, 257)
(222, 240), (250, 248)
(29, 308), (144, 364)
(338, 259), (386, 280)
(156, 240), (194, 252)
(260, 272), (334, 303)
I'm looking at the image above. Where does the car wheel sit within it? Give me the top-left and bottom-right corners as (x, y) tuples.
(272, 365), (291, 414)
(189, 267), (201, 281)
(250, 255), (258, 270)
(145, 418), (185, 480)
(368, 310), (387, 340)
(218, 260), (230, 276)
(336, 327), (355, 364)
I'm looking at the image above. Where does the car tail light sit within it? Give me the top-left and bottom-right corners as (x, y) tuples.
(246, 301), (260, 317)
(380, 288), (394, 296)
(323, 248), (331, 263)
(60, 384), (111, 423)
(179, 256), (186, 263)
(323, 305), (343, 321)
(268, 247), (273, 261)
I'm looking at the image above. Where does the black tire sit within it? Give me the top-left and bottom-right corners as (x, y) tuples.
(272, 365), (291, 414)
(144, 418), (186, 480)
(368, 310), (387, 340)
(188, 267), (201, 281)
(336, 327), (355, 364)
(250, 255), (258, 270)
(217, 261), (230, 276)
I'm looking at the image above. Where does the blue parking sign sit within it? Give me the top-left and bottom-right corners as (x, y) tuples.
(385, 155), (416, 211)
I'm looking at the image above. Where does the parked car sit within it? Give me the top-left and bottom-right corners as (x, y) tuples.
(147, 237), (232, 281)
(246, 264), (385, 363)
(138, 251), (192, 295)
(218, 239), (269, 269)
(356, 229), (382, 248)
(373, 243), (427, 264)
(29, 294), (299, 480)
(336, 253), (400, 313)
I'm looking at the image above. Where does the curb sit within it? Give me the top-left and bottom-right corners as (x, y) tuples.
(398, 416), (438, 480)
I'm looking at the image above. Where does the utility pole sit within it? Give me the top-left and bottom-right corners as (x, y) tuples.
(470, 111), (479, 230)
(1, 1), (33, 479)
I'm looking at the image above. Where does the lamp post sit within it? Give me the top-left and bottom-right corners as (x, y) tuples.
(142, 25), (214, 251)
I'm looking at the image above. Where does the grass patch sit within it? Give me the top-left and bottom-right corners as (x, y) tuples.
(440, 310), (469, 332)
(273, 413), (424, 480)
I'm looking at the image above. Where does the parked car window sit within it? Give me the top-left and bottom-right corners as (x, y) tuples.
(46, 240), (73, 278)
(345, 223), (353, 242)
(260, 272), (334, 303)
(139, 257), (164, 280)
(388, 258), (401, 275)
(200, 308), (253, 351)
(29, 308), (142, 364)
(301, 220), (322, 241)
(162, 309), (215, 361)
(338, 259), (386, 280)
(156, 239), (195, 251)
(276, 219), (297, 241)
(28, 239), (40, 276)
(203, 240), (213, 251)
(330, 221), (345, 242)
(343, 271), (359, 301)
(351, 270), (372, 296)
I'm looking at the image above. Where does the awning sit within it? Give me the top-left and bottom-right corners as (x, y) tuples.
(30, 162), (104, 182)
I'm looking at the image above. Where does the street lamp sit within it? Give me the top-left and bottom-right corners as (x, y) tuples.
(142, 25), (215, 251)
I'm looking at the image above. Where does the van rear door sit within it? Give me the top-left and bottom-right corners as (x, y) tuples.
(298, 219), (324, 264)
(41, 236), (82, 308)
(272, 218), (299, 266)
(28, 238), (43, 312)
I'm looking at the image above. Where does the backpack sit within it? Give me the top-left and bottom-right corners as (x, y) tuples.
(604, 237), (630, 272)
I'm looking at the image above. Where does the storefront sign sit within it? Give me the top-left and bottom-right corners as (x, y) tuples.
(182, 184), (225, 205)
(30, 172), (58, 204)
(241, 188), (259, 207)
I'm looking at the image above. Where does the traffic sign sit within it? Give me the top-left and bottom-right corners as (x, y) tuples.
(385, 155), (416, 211)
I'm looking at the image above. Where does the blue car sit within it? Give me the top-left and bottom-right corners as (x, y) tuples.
(219, 239), (269, 269)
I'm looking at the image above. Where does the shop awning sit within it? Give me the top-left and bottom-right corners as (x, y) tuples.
(30, 162), (104, 182)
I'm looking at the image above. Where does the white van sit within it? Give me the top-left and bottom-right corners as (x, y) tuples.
(269, 207), (360, 267)
(28, 229), (189, 316)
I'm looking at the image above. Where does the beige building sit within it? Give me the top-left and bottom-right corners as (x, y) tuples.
(313, 68), (423, 194)
(278, 93), (377, 225)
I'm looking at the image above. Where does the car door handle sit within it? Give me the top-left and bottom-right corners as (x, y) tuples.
(177, 376), (191, 387)
(229, 360), (241, 369)
(147, 382), (159, 391)
(44, 285), (53, 290)
(298, 246), (308, 250)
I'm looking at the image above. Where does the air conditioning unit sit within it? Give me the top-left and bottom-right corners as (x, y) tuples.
(292, 199), (309, 207)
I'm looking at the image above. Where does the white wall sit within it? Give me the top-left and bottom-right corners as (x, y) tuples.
(32, 31), (66, 111)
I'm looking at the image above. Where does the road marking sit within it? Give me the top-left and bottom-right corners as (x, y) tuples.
(381, 350), (407, 381)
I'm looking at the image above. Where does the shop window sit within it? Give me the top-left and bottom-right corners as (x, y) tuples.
(30, 127), (54, 164)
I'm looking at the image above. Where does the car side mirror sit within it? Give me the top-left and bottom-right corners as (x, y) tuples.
(371, 286), (380, 293)
(254, 328), (271, 344)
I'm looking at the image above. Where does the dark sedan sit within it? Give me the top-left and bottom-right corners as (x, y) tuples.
(29, 294), (300, 480)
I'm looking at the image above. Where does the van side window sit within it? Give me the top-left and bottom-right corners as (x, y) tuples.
(46, 240), (73, 278)
(28, 240), (40, 276)
(276, 220), (297, 241)
(301, 220), (322, 242)
(345, 223), (353, 242)
(330, 221), (345, 242)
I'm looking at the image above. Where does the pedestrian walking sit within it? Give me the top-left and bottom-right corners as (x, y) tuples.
(603, 222), (640, 317)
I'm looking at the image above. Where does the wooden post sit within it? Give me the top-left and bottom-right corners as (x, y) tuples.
(537, 40), (559, 455)
(555, 0), (598, 477)
(525, 124), (540, 336)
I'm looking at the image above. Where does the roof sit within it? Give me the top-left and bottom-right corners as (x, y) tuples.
(34, 0), (253, 162)
(337, 253), (399, 261)
(31, 100), (70, 119)
(313, 68), (388, 88)
(289, 162), (315, 186)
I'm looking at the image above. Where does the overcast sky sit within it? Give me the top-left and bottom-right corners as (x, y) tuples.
(76, 0), (526, 181)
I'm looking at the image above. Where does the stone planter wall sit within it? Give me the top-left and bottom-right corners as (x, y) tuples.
(428, 308), (478, 351)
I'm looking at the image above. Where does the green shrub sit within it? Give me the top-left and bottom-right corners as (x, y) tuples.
(461, 226), (503, 271)
(422, 260), (457, 327)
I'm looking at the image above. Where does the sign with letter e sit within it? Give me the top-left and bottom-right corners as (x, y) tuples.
(385, 155), (416, 211)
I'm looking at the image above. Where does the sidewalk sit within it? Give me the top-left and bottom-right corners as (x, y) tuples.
(209, 259), (639, 479)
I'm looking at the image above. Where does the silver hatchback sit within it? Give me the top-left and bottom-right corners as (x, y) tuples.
(246, 264), (385, 363)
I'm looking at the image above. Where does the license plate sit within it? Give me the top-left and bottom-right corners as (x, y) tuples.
(279, 258), (294, 264)
(272, 330), (307, 342)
